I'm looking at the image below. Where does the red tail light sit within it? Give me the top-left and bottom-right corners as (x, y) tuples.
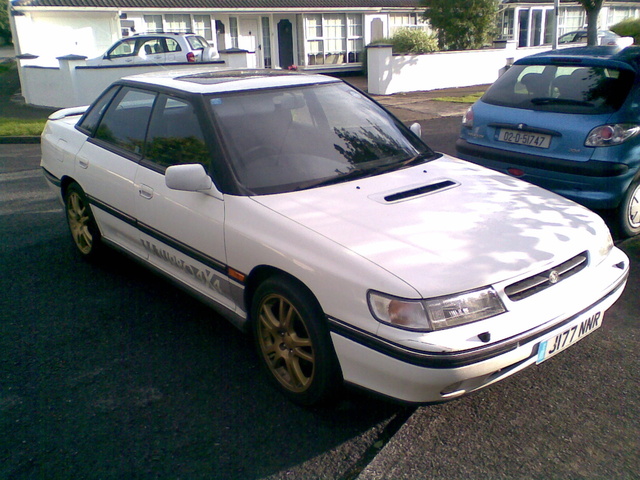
(187, 52), (196, 63)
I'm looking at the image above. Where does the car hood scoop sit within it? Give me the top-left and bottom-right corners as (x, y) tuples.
(375, 179), (459, 204)
(253, 155), (601, 297)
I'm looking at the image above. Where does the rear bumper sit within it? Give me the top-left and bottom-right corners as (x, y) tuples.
(456, 138), (634, 209)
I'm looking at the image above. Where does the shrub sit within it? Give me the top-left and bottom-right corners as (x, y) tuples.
(611, 18), (640, 45)
(389, 29), (438, 54)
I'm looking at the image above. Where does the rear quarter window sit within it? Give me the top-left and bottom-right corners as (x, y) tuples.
(482, 64), (634, 114)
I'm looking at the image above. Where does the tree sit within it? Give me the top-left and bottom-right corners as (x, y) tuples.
(579, 0), (604, 46)
(0, 0), (11, 46)
(422, 0), (498, 51)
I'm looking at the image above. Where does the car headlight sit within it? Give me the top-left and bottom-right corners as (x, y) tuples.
(585, 124), (640, 147)
(595, 231), (614, 265)
(368, 287), (506, 331)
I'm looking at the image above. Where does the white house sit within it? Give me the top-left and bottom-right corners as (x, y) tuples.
(497, 0), (640, 48)
(7, 0), (640, 107)
(8, 0), (430, 70)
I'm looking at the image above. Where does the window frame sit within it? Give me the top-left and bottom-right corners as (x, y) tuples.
(304, 13), (363, 67)
(141, 94), (210, 173)
(89, 86), (158, 161)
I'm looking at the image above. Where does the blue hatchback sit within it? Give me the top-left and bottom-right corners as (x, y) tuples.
(456, 46), (640, 237)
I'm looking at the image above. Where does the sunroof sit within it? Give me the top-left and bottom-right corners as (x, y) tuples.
(177, 70), (297, 85)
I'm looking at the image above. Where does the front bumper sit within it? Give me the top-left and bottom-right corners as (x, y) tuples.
(329, 248), (629, 403)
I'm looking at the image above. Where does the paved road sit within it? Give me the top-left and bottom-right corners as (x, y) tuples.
(1, 123), (638, 479)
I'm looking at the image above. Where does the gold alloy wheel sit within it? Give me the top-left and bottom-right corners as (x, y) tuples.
(256, 293), (316, 393)
(66, 190), (94, 255)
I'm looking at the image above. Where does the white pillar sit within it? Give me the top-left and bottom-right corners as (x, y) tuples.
(366, 44), (393, 95)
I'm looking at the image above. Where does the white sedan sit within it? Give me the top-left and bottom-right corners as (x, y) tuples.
(40, 70), (629, 405)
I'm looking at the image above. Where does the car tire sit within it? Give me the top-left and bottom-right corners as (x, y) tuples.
(618, 178), (640, 238)
(64, 183), (103, 258)
(251, 275), (341, 406)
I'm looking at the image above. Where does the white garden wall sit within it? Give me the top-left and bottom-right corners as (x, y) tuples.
(366, 42), (554, 95)
(17, 51), (247, 108)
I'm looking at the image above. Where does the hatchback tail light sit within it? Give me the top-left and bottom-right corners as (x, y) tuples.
(585, 124), (640, 146)
(186, 52), (196, 63)
(462, 106), (474, 128)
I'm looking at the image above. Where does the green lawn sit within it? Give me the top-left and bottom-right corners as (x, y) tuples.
(0, 117), (47, 136)
(431, 93), (483, 103)
(0, 61), (54, 136)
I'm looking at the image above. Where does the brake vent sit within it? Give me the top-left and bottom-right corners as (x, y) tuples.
(384, 180), (457, 202)
(504, 252), (588, 302)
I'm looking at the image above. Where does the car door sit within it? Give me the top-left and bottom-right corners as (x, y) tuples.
(103, 37), (138, 65)
(136, 38), (165, 64)
(74, 85), (156, 259)
(133, 95), (237, 311)
(163, 38), (181, 63)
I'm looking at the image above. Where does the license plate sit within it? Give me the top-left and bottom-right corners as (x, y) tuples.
(498, 129), (551, 149)
(536, 310), (603, 364)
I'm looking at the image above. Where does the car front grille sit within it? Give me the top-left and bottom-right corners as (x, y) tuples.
(504, 252), (588, 302)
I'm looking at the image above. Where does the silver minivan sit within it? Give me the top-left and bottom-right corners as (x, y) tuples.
(86, 33), (217, 66)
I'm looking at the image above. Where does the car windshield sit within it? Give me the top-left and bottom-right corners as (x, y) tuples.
(481, 64), (634, 114)
(208, 82), (435, 194)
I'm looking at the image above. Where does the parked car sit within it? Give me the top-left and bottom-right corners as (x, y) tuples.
(86, 33), (216, 66)
(457, 46), (640, 238)
(41, 69), (628, 406)
(558, 29), (625, 46)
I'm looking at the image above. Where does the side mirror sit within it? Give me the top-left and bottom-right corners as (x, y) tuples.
(165, 164), (214, 192)
(410, 122), (422, 138)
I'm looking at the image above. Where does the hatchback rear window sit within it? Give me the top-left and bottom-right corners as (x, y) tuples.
(187, 36), (209, 50)
(482, 64), (634, 114)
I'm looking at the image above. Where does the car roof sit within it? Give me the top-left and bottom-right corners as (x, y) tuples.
(121, 69), (341, 94)
(514, 45), (640, 72)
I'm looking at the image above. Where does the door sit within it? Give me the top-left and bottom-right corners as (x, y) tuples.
(133, 95), (234, 310)
(136, 37), (166, 64)
(278, 19), (294, 69)
(239, 19), (258, 52)
(74, 86), (156, 259)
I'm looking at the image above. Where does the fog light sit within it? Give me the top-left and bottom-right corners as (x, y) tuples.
(440, 381), (464, 396)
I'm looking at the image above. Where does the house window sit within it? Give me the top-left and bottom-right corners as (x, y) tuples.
(165, 14), (192, 33)
(144, 15), (163, 33)
(304, 14), (363, 66)
(389, 13), (430, 36)
(261, 17), (272, 68)
(558, 7), (585, 36)
(194, 15), (213, 42)
(229, 17), (239, 48)
(324, 15), (346, 64)
(607, 7), (640, 26)
(543, 9), (554, 44)
(498, 8), (515, 40)
(347, 14), (363, 63)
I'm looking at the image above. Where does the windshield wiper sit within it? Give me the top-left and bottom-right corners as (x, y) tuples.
(295, 168), (374, 190)
(531, 97), (594, 107)
(295, 151), (437, 191)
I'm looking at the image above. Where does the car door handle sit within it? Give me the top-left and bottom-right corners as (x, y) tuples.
(139, 184), (154, 199)
(78, 157), (89, 169)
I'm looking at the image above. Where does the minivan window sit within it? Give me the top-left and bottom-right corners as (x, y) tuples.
(482, 64), (634, 114)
